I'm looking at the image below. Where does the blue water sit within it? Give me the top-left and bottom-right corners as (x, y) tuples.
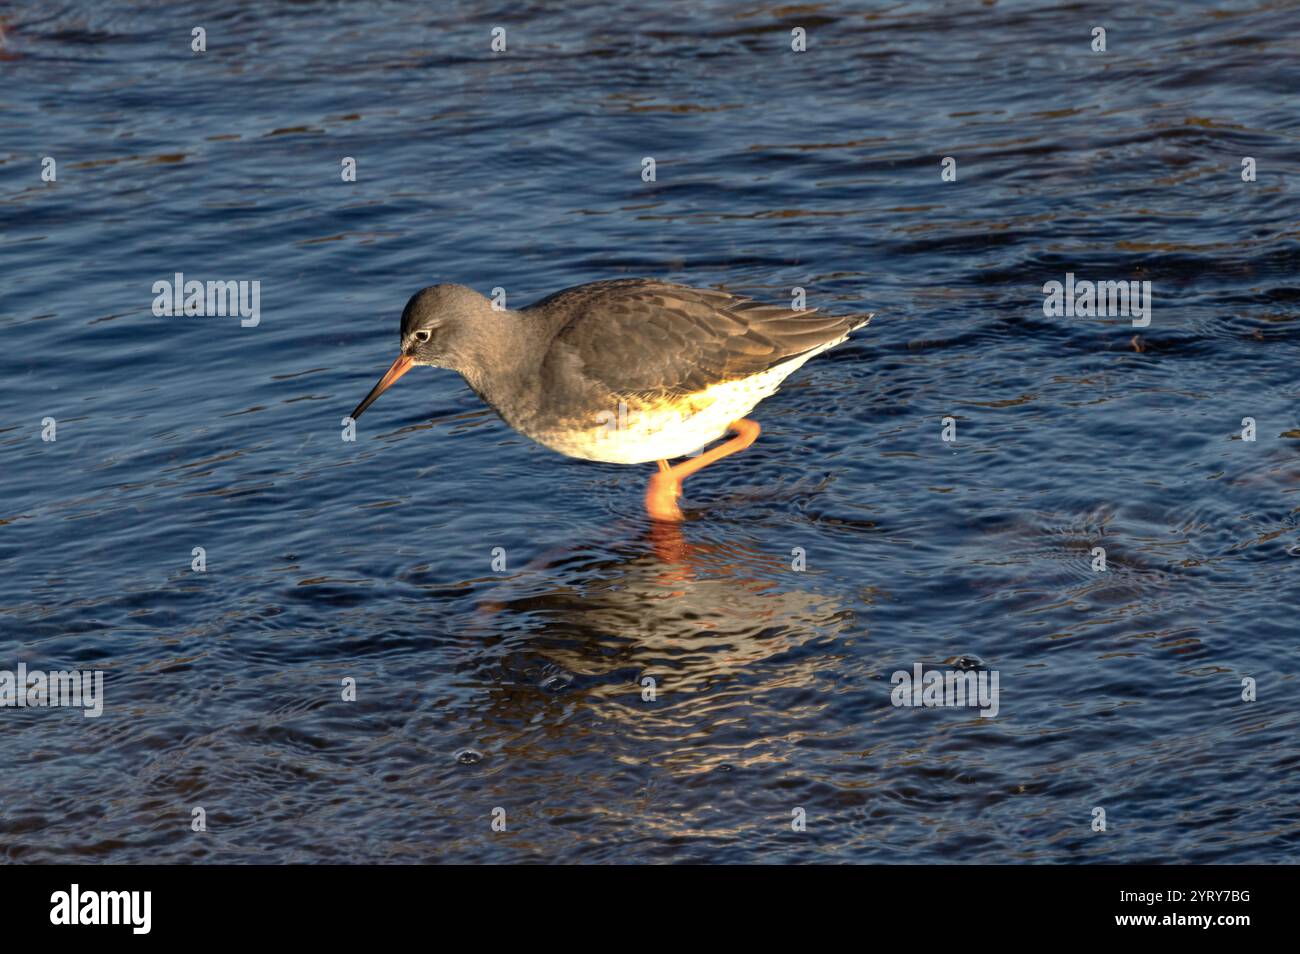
(2, 0), (1297, 863)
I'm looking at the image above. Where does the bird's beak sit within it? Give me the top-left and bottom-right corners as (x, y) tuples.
(350, 354), (414, 420)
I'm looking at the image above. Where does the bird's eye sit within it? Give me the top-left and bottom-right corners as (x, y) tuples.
(413, 330), (431, 343)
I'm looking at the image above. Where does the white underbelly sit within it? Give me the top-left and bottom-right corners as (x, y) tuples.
(534, 346), (835, 464)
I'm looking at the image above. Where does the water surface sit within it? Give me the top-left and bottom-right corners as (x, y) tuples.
(1, 0), (1298, 863)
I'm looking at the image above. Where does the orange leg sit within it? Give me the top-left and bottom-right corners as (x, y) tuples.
(644, 419), (761, 522)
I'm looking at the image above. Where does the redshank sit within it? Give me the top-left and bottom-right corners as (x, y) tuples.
(349, 279), (870, 521)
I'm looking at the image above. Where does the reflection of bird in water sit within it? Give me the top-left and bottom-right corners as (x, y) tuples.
(472, 522), (854, 704)
(349, 280), (870, 521)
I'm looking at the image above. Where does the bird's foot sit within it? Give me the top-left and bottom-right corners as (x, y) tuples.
(645, 469), (684, 522)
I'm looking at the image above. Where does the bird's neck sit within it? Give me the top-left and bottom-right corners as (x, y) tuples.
(454, 308), (550, 414)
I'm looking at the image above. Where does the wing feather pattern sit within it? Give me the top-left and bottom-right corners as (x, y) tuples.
(530, 279), (870, 401)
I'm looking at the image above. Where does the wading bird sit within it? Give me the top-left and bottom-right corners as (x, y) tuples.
(349, 280), (870, 521)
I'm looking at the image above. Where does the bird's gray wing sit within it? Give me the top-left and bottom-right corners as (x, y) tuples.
(533, 279), (868, 400)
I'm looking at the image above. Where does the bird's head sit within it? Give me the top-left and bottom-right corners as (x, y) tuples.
(349, 284), (496, 421)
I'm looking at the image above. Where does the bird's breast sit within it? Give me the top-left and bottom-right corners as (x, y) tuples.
(505, 366), (797, 464)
